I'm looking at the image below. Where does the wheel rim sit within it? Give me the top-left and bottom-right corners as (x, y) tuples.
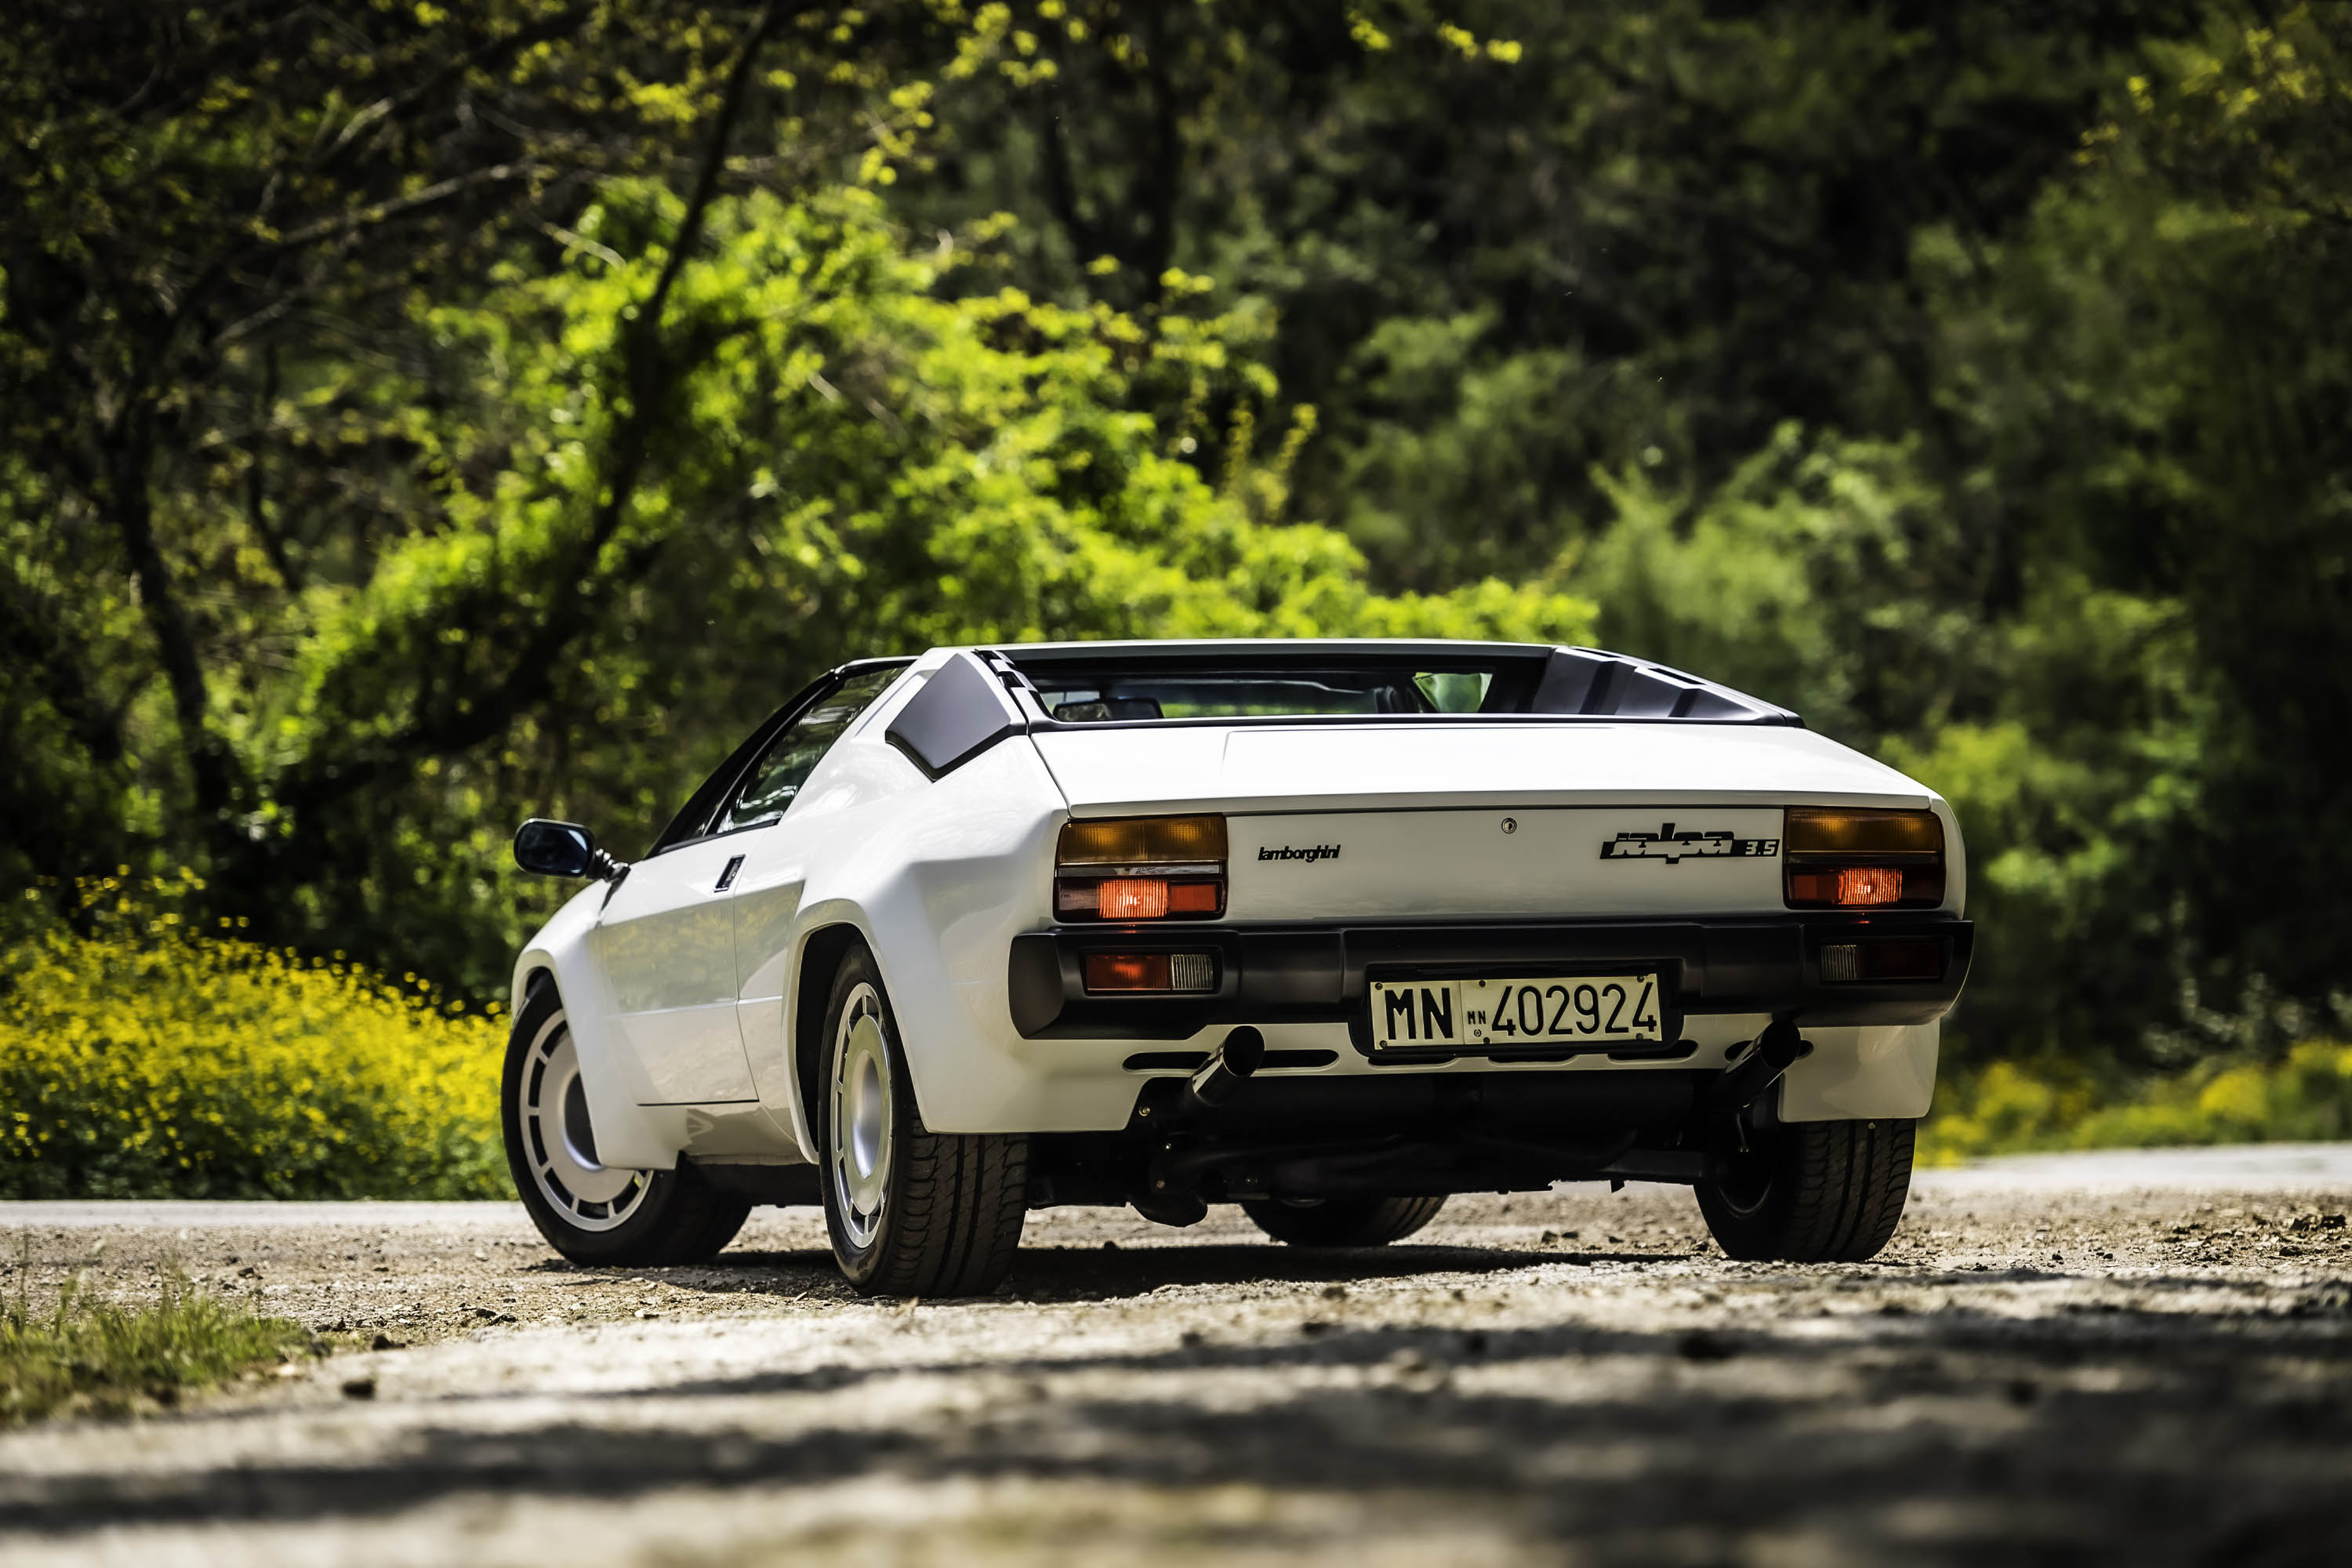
(829, 982), (894, 1250)
(521, 1008), (649, 1232)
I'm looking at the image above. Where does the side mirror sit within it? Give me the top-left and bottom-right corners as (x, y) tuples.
(513, 819), (623, 880)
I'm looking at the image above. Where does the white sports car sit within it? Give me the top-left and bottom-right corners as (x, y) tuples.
(506, 639), (1970, 1294)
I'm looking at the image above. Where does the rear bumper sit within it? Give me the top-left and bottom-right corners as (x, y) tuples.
(1008, 913), (1972, 1049)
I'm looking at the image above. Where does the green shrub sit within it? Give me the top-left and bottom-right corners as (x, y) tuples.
(1920, 1042), (2352, 1165)
(0, 880), (506, 1199)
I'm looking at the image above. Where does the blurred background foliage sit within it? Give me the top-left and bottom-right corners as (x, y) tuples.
(2, 0), (2348, 1113)
(2, 878), (505, 1199)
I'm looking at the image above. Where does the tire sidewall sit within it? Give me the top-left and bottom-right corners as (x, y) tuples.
(1695, 1117), (1915, 1263)
(816, 946), (918, 1287)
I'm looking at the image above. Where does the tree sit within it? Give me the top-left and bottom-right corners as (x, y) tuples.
(0, 2), (1590, 992)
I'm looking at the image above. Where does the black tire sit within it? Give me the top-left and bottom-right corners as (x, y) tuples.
(1695, 1117), (1915, 1262)
(817, 944), (1028, 1297)
(502, 978), (750, 1266)
(1242, 1194), (1447, 1247)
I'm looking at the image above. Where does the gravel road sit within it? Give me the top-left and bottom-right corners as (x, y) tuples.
(5, 1145), (2351, 1566)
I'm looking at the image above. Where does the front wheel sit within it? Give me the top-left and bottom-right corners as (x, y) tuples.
(1243, 1194), (1447, 1247)
(1695, 1117), (1915, 1263)
(502, 979), (750, 1266)
(818, 945), (1028, 1297)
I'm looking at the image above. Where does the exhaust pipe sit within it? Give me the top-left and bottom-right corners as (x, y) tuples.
(1710, 1018), (1809, 1112)
(1186, 1026), (1266, 1112)
(1133, 1028), (1266, 1227)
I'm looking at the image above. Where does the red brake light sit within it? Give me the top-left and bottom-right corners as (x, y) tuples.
(1166, 882), (1220, 914)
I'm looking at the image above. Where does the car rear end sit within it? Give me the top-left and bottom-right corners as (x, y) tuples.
(927, 641), (1972, 1260)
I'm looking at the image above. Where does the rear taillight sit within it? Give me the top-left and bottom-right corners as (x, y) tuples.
(1784, 808), (1945, 909)
(1056, 815), (1227, 921)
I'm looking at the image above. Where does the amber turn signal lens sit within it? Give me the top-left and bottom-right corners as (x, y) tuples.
(1058, 815), (1229, 867)
(1788, 865), (1930, 907)
(1096, 878), (1169, 920)
(1784, 808), (1943, 856)
(1055, 878), (1225, 919)
(1837, 866), (1904, 905)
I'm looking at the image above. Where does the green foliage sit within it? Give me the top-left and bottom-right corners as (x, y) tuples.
(253, 183), (1592, 985)
(1, 0), (2347, 1090)
(1922, 1042), (2352, 1165)
(0, 881), (505, 1200)
(2, 1265), (312, 1427)
(1575, 427), (1971, 744)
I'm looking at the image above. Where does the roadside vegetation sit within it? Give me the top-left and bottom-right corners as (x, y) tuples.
(2, 5), (2349, 1182)
(4, 3), (2350, 1098)
(0, 879), (504, 1200)
(5, 876), (2344, 1200)
(2, 1266), (312, 1426)
(1921, 1042), (2352, 1165)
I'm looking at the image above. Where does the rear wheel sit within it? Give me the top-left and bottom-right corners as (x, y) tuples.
(502, 979), (750, 1266)
(1695, 1117), (1915, 1262)
(1243, 1194), (1447, 1247)
(818, 945), (1028, 1297)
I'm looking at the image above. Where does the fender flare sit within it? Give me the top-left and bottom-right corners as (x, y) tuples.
(510, 926), (678, 1172)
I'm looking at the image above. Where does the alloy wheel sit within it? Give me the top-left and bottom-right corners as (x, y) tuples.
(829, 981), (895, 1249)
(519, 1007), (649, 1231)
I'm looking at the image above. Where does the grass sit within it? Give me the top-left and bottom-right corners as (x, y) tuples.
(1, 1257), (314, 1426)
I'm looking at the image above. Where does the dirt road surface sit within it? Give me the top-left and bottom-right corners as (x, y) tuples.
(5, 1145), (2351, 1566)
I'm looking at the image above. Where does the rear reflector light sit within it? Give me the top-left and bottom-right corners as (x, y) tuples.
(1056, 815), (1227, 920)
(1784, 808), (1945, 909)
(1820, 939), (1943, 983)
(1083, 951), (1217, 993)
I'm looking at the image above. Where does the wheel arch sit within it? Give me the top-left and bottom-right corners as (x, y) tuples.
(791, 920), (872, 1158)
(517, 963), (557, 1007)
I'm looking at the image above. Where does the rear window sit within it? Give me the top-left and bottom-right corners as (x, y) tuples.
(1029, 666), (1506, 722)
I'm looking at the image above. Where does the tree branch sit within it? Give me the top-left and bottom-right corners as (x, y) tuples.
(102, 400), (238, 819)
(270, 159), (545, 250)
(279, 1), (787, 815)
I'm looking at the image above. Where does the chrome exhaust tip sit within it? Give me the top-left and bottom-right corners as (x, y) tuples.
(1185, 1025), (1267, 1111)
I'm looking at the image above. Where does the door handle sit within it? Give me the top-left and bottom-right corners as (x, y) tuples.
(714, 855), (746, 892)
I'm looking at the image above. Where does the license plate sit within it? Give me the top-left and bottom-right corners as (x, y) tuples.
(1369, 974), (1664, 1051)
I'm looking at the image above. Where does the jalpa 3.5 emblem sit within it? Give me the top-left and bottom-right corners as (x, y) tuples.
(1599, 822), (1780, 865)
